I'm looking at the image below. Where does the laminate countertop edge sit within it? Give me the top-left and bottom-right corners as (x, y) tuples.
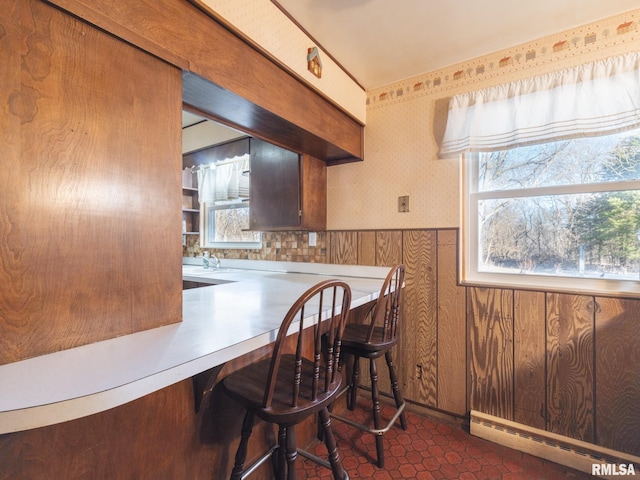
(0, 260), (390, 434)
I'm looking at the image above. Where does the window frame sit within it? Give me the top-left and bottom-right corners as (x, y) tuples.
(202, 200), (262, 250)
(462, 148), (640, 298)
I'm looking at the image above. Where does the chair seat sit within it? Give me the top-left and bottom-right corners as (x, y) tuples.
(223, 354), (343, 426)
(340, 324), (398, 357)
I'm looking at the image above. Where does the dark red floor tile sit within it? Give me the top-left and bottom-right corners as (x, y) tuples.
(405, 449), (425, 465)
(445, 451), (463, 465)
(296, 400), (593, 480)
(416, 472), (438, 480)
(458, 472), (479, 480)
(428, 445), (446, 457)
(441, 463), (463, 477)
(462, 457), (482, 473)
(423, 456), (443, 471)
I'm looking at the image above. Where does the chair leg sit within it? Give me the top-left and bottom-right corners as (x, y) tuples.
(277, 426), (287, 480)
(385, 350), (407, 430)
(348, 355), (360, 411)
(319, 407), (348, 480)
(284, 426), (298, 480)
(231, 410), (255, 480)
(369, 358), (384, 468)
(317, 411), (326, 441)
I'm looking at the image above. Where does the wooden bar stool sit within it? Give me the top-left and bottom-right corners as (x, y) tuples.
(329, 264), (407, 468)
(222, 279), (352, 480)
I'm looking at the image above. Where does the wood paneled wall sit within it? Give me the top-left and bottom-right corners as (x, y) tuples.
(328, 229), (467, 415)
(0, 0), (182, 364)
(0, 374), (282, 479)
(595, 298), (640, 454)
(329, 228), (640, 457)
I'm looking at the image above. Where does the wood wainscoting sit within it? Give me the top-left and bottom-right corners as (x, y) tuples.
(327, 229), (640, 459)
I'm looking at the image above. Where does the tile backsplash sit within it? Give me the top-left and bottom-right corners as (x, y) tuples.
(183, 231), (328, 263)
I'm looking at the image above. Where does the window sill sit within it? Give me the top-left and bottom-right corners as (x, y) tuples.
(461, 272), (640, 299)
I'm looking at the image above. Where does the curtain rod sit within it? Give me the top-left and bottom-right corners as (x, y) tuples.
(189, 154), (249, 172)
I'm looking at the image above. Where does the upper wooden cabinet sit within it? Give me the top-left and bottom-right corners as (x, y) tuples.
(250, 139), (327, 231)
(182, 136), (326, 232)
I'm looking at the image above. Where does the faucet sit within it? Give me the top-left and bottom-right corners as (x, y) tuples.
(202, 252), (221, 269)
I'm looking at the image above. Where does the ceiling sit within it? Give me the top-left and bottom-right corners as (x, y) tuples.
(275, 0), (640, 89)
(182, 110), (208, 128)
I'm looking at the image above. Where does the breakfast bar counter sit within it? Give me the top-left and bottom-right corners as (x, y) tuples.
(0, 260), (391, 435)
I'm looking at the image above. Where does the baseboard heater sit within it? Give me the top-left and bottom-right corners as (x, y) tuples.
(470, 411), (640, 479)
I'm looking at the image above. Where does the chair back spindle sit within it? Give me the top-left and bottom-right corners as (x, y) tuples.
(261, 280), (351, 410)
(366, 264), (404, 345)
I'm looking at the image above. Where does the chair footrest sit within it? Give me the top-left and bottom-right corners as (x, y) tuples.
(329, 399), (406, 436)
(298, 449), (350, 480)
(239, 445), (278, 480)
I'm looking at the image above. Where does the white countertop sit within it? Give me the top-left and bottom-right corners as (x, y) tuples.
(0, 260), (390, 434)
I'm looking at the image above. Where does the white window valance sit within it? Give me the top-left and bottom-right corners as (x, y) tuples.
(197, 154), (250, 205)
(438, 51), (640, 158)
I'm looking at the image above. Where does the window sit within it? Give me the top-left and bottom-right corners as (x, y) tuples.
(198, 154), (262, 249)
(204, 200), (261, 249)
(440, 51), (640, 295)
(464, 130), (640, 294)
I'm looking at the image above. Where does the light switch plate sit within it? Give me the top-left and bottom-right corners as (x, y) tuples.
(398, 196), (410, 213)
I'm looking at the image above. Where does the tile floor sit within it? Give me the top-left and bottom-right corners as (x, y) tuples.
(299, 399), (593, 479)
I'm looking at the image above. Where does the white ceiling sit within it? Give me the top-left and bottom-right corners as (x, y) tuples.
(275, 0), (640, 89)
(182, 110), (207, 128)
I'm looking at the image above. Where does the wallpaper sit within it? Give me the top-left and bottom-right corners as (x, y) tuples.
(328, 8), (640, 230)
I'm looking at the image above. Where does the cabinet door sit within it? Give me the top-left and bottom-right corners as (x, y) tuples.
(249, 138), (301, 229)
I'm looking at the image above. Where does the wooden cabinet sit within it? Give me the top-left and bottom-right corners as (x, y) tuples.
(182, 137), (326, 234)
(249, 138), (326, 231)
